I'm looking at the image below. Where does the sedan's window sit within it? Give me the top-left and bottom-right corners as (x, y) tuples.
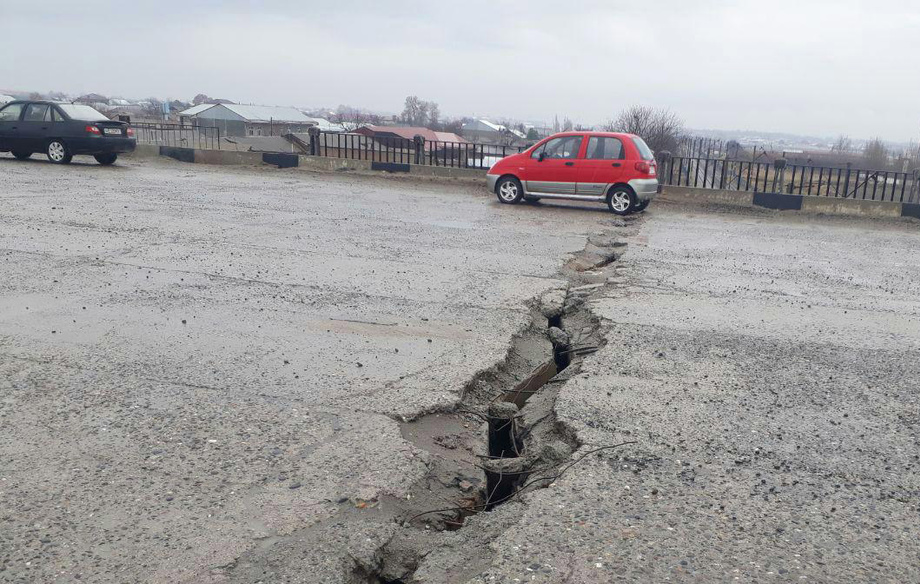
(0, 103), (25, 122)
(51, 107), (63, 122)
(585, 137), (624, 160)
(57, 104), (109, 121)
(23, 104), (50, 122)
(541, 136), (583, 159)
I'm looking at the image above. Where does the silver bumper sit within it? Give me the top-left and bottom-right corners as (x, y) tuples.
(628, 178), (659, 201)
(486, 173), (500, 192)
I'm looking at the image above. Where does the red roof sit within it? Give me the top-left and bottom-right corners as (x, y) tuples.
(356, 125), (465, 143)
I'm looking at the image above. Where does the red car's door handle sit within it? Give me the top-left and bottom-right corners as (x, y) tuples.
(565, 161), (574, 166)
(611, 162), (622, 167)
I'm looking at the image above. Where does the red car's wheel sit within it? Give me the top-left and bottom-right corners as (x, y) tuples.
(496, 176), (523, 204)
(607, 186), (636, 215)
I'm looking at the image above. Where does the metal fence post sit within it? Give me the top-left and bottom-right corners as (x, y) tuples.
(657, 151), (671, 185)
(843, 162), (852, 198)
(413, 135), (424, 165)
(308, 127), (320, 156)
(773, 158), (786, 193)
(904, 168), (920, 203)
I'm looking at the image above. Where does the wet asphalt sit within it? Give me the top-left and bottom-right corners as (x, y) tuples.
(474, 208), (920, 583)
(0, 154), (613, 583)
(2, 154), (919, 583)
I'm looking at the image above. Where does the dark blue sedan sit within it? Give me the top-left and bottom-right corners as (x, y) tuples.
(0, 101), (136, 165)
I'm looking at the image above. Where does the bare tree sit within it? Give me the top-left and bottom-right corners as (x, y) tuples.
(604, 105), (684, 154)
(495, 119), (518, 146)
(562, 117), (574, 131)
(831, 134), (853, 153)
(400, 96), (439, 127)
(141, 98), (164, 118)
(863, 138), (890, 169)
(725, 139), (744, 158)
(333, 105), (377, 131)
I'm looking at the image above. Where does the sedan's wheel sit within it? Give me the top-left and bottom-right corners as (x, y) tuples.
(47, 140), (72, 164)
(607, 187), (635, 216)
(12, 151), (31, 160)
(634, 199), (650, 212)
(496, 177), (523, 204)
(94, 153), (118, 166)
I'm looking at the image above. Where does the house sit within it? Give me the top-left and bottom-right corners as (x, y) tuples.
(354, 125), (465, 145)
(523, 123), (553, 139)
(461, 119), (526, 144)
(303, 117), (346, 133)
(177, 103), (318, 137)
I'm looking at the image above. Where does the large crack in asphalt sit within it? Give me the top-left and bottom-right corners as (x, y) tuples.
(223, 216), (643, 584)
(359, 219), (641, 583)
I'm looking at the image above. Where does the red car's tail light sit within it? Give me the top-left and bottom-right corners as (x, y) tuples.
(86, 125), (101, 135)
(634, 161), (651, 174)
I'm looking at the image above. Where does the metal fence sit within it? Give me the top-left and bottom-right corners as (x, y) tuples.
(659, 155), (920, 203)
(309, 131), (525, 169)
(132, 123), (221, 150)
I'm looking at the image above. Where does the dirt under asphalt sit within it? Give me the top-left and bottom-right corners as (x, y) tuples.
(1, 153), (918, 583)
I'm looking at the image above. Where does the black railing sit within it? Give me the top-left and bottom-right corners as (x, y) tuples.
(309, 131), (525, 169)
(132, 123), (221, 150)
(658, 155), (920, 203)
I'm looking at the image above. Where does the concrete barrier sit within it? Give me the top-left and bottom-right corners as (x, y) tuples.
(128, 144), (161, 159)
(659, 186), (753, 207)
(294, 155), (485, 182)
(800, 196), (902, 219)
(194, 149), (263, 166)
(132, 148), (917, 222)
(662, 185), (918, 221)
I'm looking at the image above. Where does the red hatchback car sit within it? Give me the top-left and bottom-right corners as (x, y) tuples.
(486, 131), (660, 215)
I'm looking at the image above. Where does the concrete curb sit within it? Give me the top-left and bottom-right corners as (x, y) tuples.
(662, 185), (918, 220)
(127, 147), (918, 222)
(131, 144), (489, 182)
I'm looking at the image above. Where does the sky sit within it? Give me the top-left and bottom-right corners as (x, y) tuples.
(2, 0), (919, 142)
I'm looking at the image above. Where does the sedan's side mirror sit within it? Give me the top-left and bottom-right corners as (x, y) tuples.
(538, 151), (546, 162)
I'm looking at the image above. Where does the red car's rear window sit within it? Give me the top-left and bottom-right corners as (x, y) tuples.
(632, 137), (654, 160)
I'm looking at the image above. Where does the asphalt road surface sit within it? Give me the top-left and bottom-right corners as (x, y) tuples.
(1, 154), (918, 583)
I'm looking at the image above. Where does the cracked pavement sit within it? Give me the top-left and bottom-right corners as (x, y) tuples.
(0, 155), (609, 583)
(2, 154), (919, 583)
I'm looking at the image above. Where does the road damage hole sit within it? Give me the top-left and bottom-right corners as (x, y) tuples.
(374, 233), (629, 583)
(484, 401), (522, 509)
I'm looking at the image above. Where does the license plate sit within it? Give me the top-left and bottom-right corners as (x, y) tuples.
(103, 128), (122, 136)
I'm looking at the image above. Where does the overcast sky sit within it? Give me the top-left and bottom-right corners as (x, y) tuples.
(2, 0), (919, 141)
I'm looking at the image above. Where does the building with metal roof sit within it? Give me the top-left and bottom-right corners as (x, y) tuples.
(461, 119), (526, 144)
(354, 125), (465, 144)
(177, 103), (317, 137)
(178, 103), (217, 118)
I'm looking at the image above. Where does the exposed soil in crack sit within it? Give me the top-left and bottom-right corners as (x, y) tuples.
(359, 217), (643, 583)
(221, 216), (643, 584)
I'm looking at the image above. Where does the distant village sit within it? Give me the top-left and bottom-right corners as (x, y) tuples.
(0, 90), (557, 151)
(2, 89), (916, 171)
